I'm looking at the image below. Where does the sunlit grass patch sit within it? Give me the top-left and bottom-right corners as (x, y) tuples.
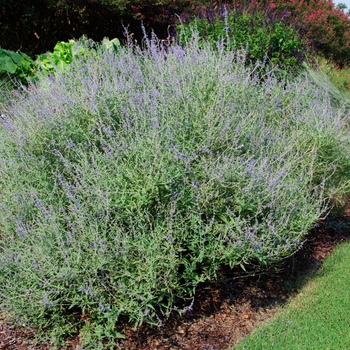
(235, 240), (350, 349)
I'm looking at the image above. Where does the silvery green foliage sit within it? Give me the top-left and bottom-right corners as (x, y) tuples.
(0, 35), (349, 347)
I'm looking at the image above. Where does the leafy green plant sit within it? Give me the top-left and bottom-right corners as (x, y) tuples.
(0, 47), (37, 82)
(176, 6), (306, 73)
(36, 36), (121, 76)
(0, 37), (121, 84)
(36, 40), (76, 73)
(37, 36), (122, 74)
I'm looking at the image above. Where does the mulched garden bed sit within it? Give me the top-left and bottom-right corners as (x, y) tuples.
(1, 212), (349, 350)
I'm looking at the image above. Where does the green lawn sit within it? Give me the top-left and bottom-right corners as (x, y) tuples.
(235, 240), (350, 349)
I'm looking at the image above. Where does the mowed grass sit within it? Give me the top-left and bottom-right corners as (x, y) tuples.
(235, 240), (350, 349)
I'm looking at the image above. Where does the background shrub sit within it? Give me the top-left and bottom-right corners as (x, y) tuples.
(0, 35), (350, 347)
(1, 0), (350, 70)
(268, 0), (350, 67)
(177, 4), (306, 73)
(0, 0), (211, 56)
(0, 0), (128, 55)
(177, 0), (350, 69)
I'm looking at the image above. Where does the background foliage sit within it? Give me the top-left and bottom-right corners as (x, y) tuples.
(177, 4), (306, 73)
(1, 0), (350, 69)
(0, 0), (208, 56)
(268, 0), (350, 67)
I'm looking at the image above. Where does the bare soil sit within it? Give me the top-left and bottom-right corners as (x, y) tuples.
(1, 212), (349, 350)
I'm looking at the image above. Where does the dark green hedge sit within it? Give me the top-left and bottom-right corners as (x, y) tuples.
(0, 0), (214, 56)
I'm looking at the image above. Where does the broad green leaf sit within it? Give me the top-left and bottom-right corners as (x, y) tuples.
(3, 49), (23, 66)
(0, 52), (17, 73)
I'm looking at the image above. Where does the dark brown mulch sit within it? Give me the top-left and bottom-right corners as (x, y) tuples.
(1, 213), (350, 350)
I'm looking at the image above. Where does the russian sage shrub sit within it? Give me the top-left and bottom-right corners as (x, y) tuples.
(0, 35), (349, 347)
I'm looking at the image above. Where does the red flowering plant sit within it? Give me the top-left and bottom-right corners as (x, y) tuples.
(264, 0), (350, 67)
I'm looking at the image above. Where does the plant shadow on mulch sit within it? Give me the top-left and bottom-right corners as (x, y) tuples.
(1, 212), (350, 350)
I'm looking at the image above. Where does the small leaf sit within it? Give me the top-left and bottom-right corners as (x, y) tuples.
(239, 263), (246, 272)
(114, 332), (126, 339)
(0, 53), (17, 73)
